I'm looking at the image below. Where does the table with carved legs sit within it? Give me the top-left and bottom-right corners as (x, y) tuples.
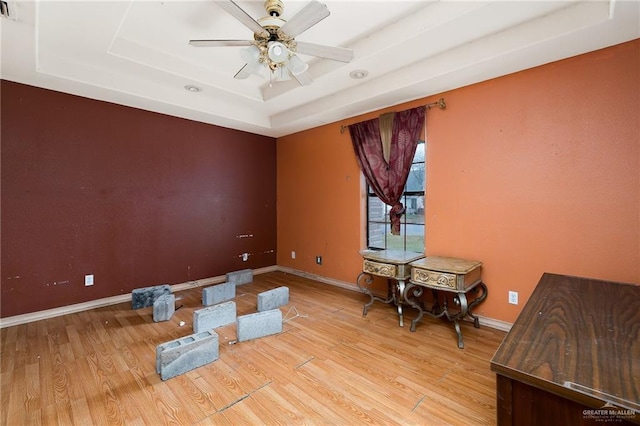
(404, 256), (488, 349)
(356, 250), (425, 327)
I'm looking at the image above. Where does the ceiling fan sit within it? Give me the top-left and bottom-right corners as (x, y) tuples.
(189, 0), (354, 86)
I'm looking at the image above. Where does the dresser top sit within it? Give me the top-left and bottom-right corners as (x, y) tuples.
(410, 256), (482, 274)
(360, 249), (425, 265)
(491, 273), (640, 413)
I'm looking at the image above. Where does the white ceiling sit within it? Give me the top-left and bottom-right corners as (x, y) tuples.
(1, 0), (638, 137)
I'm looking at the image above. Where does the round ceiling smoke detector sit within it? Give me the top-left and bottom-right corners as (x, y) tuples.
(349, 70), (368, 79)
(184, 85), (201, 92)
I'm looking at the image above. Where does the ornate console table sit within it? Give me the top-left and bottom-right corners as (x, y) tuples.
(405, 256), (488, 348)
(356, 250), (425, 327)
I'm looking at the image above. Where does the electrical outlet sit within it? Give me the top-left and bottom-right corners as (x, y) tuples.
(291, 251), (296, 259)
(508, 291), (518, 305)
(85, 274), (94, 287)
(315, 256), (322, 265)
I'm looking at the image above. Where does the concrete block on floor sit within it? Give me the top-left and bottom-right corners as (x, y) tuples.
(156, 330), (219, 381)
(257, 286), (289, 312)
(237, 309), (282, 342)
(153, 294), (175, 322)
(226, 269), (253, 286)
(193, 301), (236, 333)
(202, 282), (235, 306)
(132, 284), (171, 310)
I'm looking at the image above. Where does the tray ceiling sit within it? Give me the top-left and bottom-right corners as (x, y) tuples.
(1, 0), (638, 137)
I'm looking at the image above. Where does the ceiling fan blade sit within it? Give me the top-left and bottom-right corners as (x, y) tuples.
(234, 64), (253, 79)
(291, 69), (314, 86)
(278, 0), (330, 38)
(217, 0), (269, 38)
(189, 39), (253, 47)
(295, 41), (353, 63)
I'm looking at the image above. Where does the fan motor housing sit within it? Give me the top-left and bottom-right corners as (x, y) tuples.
(265, 0), (284, 17)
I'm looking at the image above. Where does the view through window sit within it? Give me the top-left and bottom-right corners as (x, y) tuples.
(366, 141), (425, 253)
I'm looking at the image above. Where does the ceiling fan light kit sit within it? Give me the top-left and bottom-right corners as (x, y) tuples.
(287, 54), (309, 76)
(240, 45), (260, 64)
(189, 0), (353, 86)
(267, 42), (289, 64)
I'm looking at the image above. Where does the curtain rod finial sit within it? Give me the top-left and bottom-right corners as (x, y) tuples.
(427, 98), (446, 110)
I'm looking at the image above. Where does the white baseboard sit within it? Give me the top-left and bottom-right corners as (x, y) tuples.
(472, 315), (512, 332)
(276, 266), (512, 332)
(276, 266), (362, 293)
(0, 264), (511, 332)
(0, 293), (133, 329)
(0, 265), (279, 329)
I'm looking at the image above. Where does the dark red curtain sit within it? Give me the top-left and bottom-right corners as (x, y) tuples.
(349, 106), (426, 235)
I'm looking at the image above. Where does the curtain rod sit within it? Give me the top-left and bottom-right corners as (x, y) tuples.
(340, 98), (446, 134)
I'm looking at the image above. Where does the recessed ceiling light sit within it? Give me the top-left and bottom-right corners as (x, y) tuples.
(184, 85), (201, 92)
(349, 70), (368, 79)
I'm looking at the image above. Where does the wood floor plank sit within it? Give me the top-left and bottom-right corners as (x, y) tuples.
(247, 381), (306, 424)
(1, 271), (506, 424)
(72, 356), (121, 424)
(5, 366), (27, 425)
(292, 362), (398, 424)
(282, 381), (361, 424)
(194, 411), (234, 426)
(69, 398), (93, 425)
(161, 372), (219, 422)
(215, 382), (279, 424)
(196, 359), (256, 410)
(24, 409), (42, 425)
(24, 361), (41, 414)
(0, 370), (11, 426)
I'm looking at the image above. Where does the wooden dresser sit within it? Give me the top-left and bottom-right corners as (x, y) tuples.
(490, 273), (639, 425)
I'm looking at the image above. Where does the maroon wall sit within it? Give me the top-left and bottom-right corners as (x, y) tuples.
(1, 80), (277, 317)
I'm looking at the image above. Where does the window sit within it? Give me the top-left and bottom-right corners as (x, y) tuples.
(366, 141), (425, 253)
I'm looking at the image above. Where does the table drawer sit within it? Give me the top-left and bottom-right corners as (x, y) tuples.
(412, 269), (457, 290)
(411, 265), (482, 292)
(363, 260), (397, 278)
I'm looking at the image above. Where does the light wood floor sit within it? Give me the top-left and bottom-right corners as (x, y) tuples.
(1, 271), (506, 425)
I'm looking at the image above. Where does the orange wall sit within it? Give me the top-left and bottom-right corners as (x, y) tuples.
(277, 39), (640, 323)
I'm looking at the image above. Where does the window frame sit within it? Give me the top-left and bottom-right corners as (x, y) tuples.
(365, 140), (425, 253)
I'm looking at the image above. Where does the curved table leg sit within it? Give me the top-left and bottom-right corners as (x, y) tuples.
(396, 280), (406, 327)
(356, 272), (395, 317)
(402, 281), (489, 348)
(454, 320), (464, 349)
(431, 289), (441, 315)
(466, 282), (488, 328)
(403, 283), (425, 332)
(356, 272), (375, 316)
(453, 292), (468, 349)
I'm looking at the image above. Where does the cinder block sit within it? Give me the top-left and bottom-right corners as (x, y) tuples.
(257, 286), (289, 312)
(237, 309), (282, 342)
(202, 282), (235, 306)
(193, 301), (236, 333)
(132, 284), (171, 310)
(156, 330), (219, 381)
(153, 294), (175, 322)
(226, 269), (253, 286)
